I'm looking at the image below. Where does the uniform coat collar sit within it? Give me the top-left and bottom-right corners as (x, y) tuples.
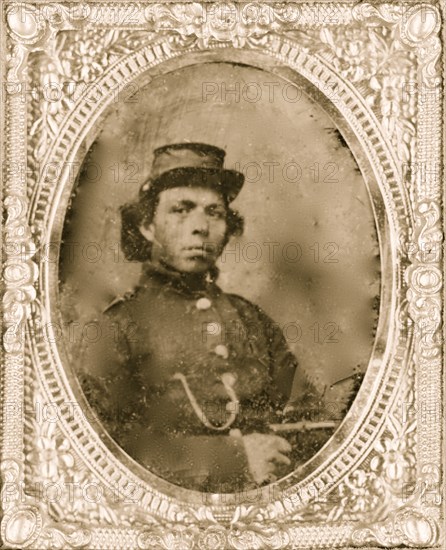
(140, 260), (220, 295)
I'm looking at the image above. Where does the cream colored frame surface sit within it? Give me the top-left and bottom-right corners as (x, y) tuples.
(1, 2), (444, 548)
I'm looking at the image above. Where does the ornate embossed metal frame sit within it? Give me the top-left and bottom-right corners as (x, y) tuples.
(1, 2), (444, 548)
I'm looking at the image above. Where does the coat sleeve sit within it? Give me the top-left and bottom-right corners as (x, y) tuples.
(76, 301), (143, 440)
(266, 318), (323, 421)
(269, 325), (325, 424)
(227, 293), (322, 419)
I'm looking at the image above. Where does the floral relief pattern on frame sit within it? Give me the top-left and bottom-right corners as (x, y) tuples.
(1, 2), (443, 549)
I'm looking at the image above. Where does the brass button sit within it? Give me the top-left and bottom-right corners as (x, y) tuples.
(206, 322), (221, 335)
(196, 297), (212, 310)
(214, 344), (229, 359)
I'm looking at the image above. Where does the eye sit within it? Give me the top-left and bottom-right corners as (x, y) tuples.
(171, 205), (189, 214)
(207, 207), (226, 219)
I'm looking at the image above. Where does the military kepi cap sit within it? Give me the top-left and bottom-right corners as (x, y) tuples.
(140, 143), (244, 203)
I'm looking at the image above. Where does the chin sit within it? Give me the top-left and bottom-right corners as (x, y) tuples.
(178, 258), (214, 273)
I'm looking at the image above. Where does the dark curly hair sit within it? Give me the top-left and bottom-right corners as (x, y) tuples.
(121, 180), (244, 262)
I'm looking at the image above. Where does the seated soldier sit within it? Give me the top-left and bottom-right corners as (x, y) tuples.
(78, 143), (320, 492)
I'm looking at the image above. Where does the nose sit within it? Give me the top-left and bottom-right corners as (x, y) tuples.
(190, 209), (209, 235)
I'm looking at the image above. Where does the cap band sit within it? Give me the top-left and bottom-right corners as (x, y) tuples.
(151, 144), (225, 179)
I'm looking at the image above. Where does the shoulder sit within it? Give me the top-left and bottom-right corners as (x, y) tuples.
(102, 289), (139, 320)
(225, 292), (275, 324)
(225, 292), (257, 310)
(103, 290), (135, 312)
(101, 283), (161, 327)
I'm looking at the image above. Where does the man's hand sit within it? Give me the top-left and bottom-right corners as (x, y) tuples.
(241, 433), (292, 484)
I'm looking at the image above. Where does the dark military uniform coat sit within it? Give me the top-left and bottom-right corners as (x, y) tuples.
(78, 262), (299, 492)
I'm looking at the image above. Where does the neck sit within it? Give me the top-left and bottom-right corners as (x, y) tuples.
(142, 259), (219, 293)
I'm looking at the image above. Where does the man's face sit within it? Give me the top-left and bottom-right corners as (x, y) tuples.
(139, 186), (228, 273)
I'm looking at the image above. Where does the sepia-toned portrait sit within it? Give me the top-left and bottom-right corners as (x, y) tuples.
(2, 2), (443, 548)
(58, 63), (380, 494)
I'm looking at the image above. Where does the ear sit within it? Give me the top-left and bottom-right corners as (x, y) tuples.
(139, 222), (155, 242)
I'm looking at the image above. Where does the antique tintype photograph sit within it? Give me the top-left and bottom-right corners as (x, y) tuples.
(1, 2), (444, 549)
(59, 62), (380, 494)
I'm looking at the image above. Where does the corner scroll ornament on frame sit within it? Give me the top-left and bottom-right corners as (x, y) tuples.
(1, 2), (444, 549)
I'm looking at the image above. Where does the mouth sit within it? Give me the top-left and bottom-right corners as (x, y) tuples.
(182, 245), (217, 263)
(184, 244), (216, 253)
(182, 246), (206, 260)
